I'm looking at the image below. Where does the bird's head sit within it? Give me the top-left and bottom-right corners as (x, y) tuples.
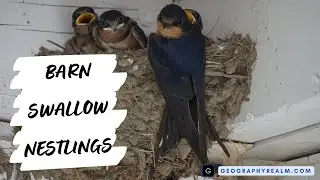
(157, 4), (192, 39)
(99, 10), (130, 33)
(72, 7), (97, 35)
(72, 7), (97, 27)
(184, 8), (203, 30)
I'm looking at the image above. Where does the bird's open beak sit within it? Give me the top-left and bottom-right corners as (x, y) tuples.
(76, 12), (96, 25)
(184, 9), (196, 24)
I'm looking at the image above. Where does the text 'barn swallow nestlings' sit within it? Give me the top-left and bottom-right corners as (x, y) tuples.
(148, 4), (230, 165)
(63, 6), (100, 55)
(92, 10), (148, 51)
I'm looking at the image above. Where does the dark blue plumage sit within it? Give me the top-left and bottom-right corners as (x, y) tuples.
(148, 4), (229, 168)
(150, 29), (205, 84)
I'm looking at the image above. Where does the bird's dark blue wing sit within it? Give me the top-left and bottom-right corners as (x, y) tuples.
(148, 32), (210, 163)
(148, 34), (195, 100)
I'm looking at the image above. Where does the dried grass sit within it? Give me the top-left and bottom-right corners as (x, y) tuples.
(13, 32), (257, 180)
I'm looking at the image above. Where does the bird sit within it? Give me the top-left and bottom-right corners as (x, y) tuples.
(184, 8), (203, 29)
(63, 6), (100, 55)
(184, 8), (214, 46)
(147, 4), (230, 165)
(72, 6), (98, 35)
(92, 10), (148, 52)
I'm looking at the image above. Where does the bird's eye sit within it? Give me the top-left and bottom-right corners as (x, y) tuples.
(119, 16), (124, 22)
(99, 20), (109, 28)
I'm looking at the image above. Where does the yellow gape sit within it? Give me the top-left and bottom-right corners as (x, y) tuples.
(76, 12), (96, 25)
(184, 9), (196, 24)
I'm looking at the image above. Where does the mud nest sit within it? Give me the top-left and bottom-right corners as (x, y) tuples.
(18, 32), (256, 180)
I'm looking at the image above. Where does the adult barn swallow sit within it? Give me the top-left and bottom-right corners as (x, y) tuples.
(63, 7), (100, 55)
(184, 8), (214, 46)
(92, 10), (147, 51)
(148, 4), (230, 164)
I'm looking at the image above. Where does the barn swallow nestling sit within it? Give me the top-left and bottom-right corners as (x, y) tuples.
(148, 4), (230, 165)
(72, 6), (98, 35)
(184, 8), (214, 46)
(184, 8), (202, 29)
(63, 6), (100, 55)
(92, 10), (147, 51)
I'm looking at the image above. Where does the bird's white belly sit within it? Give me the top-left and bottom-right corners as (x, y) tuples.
(98, 29), (138, 50)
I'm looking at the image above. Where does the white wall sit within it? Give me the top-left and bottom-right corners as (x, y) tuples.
(181, 0), (320, 160)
